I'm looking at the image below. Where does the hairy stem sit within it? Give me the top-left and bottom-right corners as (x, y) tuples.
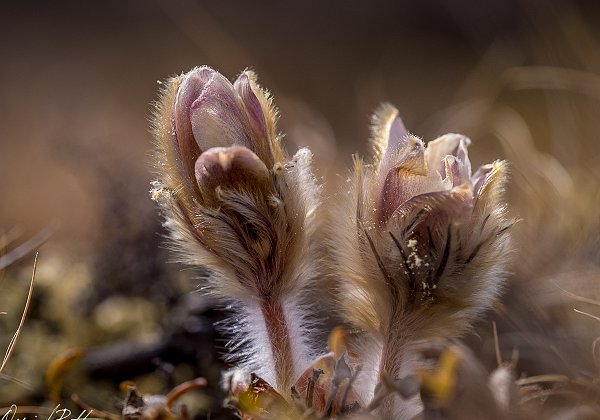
(377, 307), (411, 418)
(261, 299), (295, 394)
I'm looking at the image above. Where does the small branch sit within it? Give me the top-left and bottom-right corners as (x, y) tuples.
(166, 377), (208, 412)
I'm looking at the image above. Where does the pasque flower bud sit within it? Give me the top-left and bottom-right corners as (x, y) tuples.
(151, 67), (320, 394)
(333, 104), (513, 418)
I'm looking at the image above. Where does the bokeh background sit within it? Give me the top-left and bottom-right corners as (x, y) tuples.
(1, 0), (600, 417)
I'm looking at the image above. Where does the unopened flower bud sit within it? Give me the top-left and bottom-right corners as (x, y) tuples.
(151, 66), (321, 394)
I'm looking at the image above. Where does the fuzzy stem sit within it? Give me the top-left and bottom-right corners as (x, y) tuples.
(377, 308), (411, 417)
(379, 339), (401, 380)
(261, 299), (295, 394)
(378, 303), (405, 379)
(378, 336), (404, 417)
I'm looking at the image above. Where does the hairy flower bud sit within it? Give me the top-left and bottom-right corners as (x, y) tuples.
(333, 104), (514, 418)
(151, 67), (320, 393)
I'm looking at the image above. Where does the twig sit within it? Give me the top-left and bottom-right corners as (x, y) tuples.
(574, 308), (600, 323)
(0, 224), (56, 270)
(0, 372), (33, 389)
(165, 377), (208, 412)
(0, 253), (38, 373)
(515, 374), (570, 386)
(555, 283), (600, 307)
(493, 321), (502, 367)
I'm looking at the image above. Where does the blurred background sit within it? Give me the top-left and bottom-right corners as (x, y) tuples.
(1, 0), (600, 417)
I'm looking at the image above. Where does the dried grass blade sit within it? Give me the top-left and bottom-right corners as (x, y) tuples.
(0, 252), (38, 373)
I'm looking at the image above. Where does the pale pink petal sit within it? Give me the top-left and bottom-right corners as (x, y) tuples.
(173, 66), (216, 183)
(375, 124), (478, 224)
(424, 134), (471, 179)
(455, 138), (472, 179)
(443, 155), (470, 187)
(377, 162), (446, 223)
(189, 72), (253, 152)
(379, 116), (409, 174)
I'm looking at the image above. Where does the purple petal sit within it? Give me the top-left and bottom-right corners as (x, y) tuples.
(195, 146), (270, 192)
(379, 116), (409, 175)
(173, 67), (216, 183)
(233, 71), (274, 165)
(234, 72), (266, 139)
(189, 72), (253, 152)
(377, 153), (447, 223)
